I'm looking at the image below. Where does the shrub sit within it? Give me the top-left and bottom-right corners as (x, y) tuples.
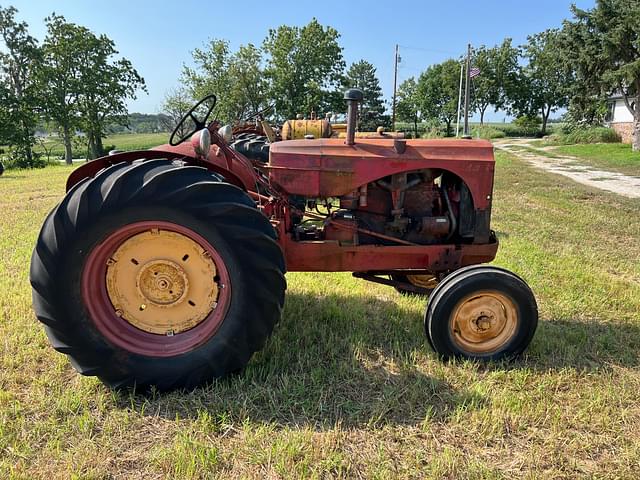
(3, 145), (46, 169)
(544, 127), (621, 145)
(512, 115), (541, 137)
(471, 126), (506, 139)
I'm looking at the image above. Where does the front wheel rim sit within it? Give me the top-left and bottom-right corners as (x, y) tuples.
(82, 221), (232, 357)
(449, 290), (518, 355)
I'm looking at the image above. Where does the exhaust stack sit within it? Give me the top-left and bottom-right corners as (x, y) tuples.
(344, 88), (363, 146)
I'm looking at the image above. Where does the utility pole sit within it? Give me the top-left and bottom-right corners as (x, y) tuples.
(463, 43), (471, 137)
(392, 44), (399, 131)
(455, 61), (464, 137)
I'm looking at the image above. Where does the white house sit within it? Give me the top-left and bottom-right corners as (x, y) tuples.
(606, 94), (635, 143)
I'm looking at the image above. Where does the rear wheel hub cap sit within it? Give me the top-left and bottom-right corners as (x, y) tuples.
(105, 229), (219, 335)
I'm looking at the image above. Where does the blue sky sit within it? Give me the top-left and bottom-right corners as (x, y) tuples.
(9, 0), (595, 121)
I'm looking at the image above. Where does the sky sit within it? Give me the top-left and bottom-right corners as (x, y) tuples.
(9, 0), (596, 121)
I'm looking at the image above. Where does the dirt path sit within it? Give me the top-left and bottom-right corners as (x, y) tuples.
(494, 138), (640, 199)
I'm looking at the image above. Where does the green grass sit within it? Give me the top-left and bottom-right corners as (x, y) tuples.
(30, 132), (170, 159)
(542, 127), (621, 146)
(551, 143), (640, 177)
(1, 155), (640, 478)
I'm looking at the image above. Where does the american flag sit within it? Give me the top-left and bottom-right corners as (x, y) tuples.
(470, 67), (481, 78)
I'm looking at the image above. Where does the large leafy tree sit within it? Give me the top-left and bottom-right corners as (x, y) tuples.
(471, 39), (520, 125)
(263, 18), (345, 119)
(564, 0), (640, 150)
(515, 29), (572, 135)
(38, 13), (145, 160)
(75, 29), (145, 159)
(182, 40), (267, 123)
(39, 14), (87, 164)
(342, 59), (386, 130)
(417, 59), (460, 136)
(0, 5), (41, 166)
(395, 77), (420, 137)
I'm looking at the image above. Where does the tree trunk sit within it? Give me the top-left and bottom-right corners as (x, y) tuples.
(21, 121), (33, 164)
(633, 115), (640, 152)
(445, 120), (452, 137)
(413, 117), (418, 138)
(95, 135), (104, 158)
(62, 125), (73, 165)
(480, 106), (487, 125)
(87, 131), (104, 160)
(541, 106), (550, 136)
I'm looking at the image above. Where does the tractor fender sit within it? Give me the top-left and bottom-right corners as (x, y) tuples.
(65, 149), (249, 193)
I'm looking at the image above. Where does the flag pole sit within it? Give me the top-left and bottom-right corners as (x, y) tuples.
(463, 43), (471, 138)
(455, 61), (464, 137)
(392, 44), (399, 131)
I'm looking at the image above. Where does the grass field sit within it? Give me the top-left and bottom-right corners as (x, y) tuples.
(1, 152), (640, 478)
(550, 143), (640, 177)
(31, 132), (170, 159)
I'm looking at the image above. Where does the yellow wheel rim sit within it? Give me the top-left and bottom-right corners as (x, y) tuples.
(449, 290), (518, 354)
(406, 274), (439, 290)
(105, 229), (219, 335)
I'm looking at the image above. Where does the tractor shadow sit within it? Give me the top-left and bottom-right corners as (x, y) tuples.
(516, 316), (640, 371)
(124, 290), (487, 429)
(121, 292), (640, 429)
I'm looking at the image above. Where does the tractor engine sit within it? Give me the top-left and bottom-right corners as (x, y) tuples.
(268, 89), (492, 249)
(292, 169), (464, 246)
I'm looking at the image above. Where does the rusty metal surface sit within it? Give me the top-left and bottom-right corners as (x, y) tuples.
(66, 126), (499, 278)
(280, 224), (498, 271)
(268, 138), (495, 207)
(450, 290), (519, 354)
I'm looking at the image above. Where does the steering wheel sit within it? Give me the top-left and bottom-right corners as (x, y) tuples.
(169, 94), (217, 146)
(243, 103), (274, 122)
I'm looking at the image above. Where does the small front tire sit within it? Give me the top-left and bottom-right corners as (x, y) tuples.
(425, 266), (537, 361)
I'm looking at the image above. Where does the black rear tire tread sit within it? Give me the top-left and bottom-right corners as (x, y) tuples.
(30, 159), (286, 391)
(229, 134), (270, 163)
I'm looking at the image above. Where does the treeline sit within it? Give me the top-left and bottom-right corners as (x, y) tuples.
(397, 0), (640, 149)
(163, 19), (389, 134)
(0, 6), (145, 167)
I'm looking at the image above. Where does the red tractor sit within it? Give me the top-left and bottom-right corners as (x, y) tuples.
(30, 90), (537, 390)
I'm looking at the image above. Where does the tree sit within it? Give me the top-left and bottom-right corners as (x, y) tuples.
(263, 18), (345, 119)
(38, 14), (86, 164)
(75, 30), (145, 159)
(182, 40), (267, 123)
(417, 59), (460, 136)
(0, 5), (41, 166)
(229, 43), (268, 119)
(471, 39), (520, 124)
(517, 29), (572, 135)
(343, 60), (386, 130)
(395, 77), (420, 137)
(564, 0), (640, 150)
(160, 87), (193, 139)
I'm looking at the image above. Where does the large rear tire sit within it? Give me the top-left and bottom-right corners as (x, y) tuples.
(30, 159), (286, 390)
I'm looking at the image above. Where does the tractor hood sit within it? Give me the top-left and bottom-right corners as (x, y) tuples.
(268, 138), (495, 208)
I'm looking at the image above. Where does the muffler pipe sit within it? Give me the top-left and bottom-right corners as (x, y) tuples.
(344, 88), (363, 146)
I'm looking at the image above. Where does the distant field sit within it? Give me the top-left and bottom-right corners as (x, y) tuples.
(395, 121), (562, 138)
(1, 151), (639, 478)
(551, 143), (640, 177)
(33, 132), (170, 159)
